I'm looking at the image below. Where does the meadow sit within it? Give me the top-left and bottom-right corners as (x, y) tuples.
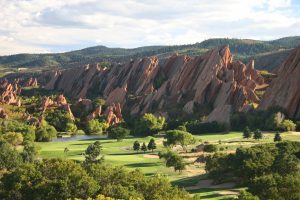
(38, 131), (300, 200)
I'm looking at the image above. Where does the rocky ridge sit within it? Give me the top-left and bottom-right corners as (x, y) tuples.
(41, 46), (265, 124)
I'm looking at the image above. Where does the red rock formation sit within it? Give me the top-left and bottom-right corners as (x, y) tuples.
(25, 78), (38, 87)
(56, 94), (68, 106)
(259, 46), (300, 118)
(42, 46), (264, 124)
(39, 96), (54, 112)
(86, 105), (102, 121)
(0, 80), (21, 106)
(104, 103), (123, 125)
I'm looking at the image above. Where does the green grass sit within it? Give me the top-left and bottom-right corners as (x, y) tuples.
(38, 131), (300, 199)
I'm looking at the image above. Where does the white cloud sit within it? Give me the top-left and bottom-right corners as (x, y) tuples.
(0, 0), (299, 55)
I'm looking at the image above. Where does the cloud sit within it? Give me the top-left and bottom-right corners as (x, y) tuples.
(0, 0), (299, 55)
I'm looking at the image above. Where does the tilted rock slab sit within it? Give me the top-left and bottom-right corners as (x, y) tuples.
(41, 46), (264, 124)
(259, 45), (300, 118)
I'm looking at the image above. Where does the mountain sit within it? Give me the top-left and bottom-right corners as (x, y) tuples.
(40, 45), (265, 125)
(1, 36), (300, 72)
(259, 45), (300, 118)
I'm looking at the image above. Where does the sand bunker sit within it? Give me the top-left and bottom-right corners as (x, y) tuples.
(143, 154), (159, 159)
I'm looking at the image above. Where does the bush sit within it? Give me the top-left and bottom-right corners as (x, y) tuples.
(279, 119), (296, 131)
(203, 144), (218, 152)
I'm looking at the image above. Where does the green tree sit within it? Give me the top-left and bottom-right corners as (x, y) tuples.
(164, 130), (196, 152)
(107, 125), (130, 141)
(253, 129), (263, 140)
(243, 126), (253, 139)
(238, 190), (260, 200)
(21, 141), (39, 163)
(87, 119), (107, 134)
(0, 159), (99, 200)
(0, 141), (22, 170)
(147, 138), (157, 152)
(35, 125), (57, 142)
(141, 142), (147, 153)
(134, 113), (165, 136)
(280, 119), (296, 131)
(248, 173), (300, 200)
(85, 141), (102, 163)
(159, 150), (186, 172)
(133, 141), (140, 152)
(3, 132), (23, 146)
(45, 109), (74, 132)
(274, 132), (282, 142)
(65, 122), (77, 133)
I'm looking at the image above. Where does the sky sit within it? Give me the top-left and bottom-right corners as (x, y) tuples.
(0, 0), (300, 55)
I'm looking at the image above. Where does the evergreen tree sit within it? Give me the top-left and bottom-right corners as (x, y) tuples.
(253, 129), (263, 140)
(85, 141), (102, 163)
(147, 138), (157, 152)
(243, 126), (252, 139)
(133, 141), (140, 152)
(141, 142), (147, 153)
(274, 132), (282, 142)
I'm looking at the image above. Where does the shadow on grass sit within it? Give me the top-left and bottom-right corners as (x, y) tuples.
(171, 174), (206, 187)
(71, 141), (113, 146)
(144, 172), (156, 176)
(125, 162), (160, 168)
(108, 152), (146, 156)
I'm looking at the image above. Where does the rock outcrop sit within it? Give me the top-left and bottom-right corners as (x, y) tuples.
(259, 46), (300, 118)
(41, 46), (264, 124)
(86, 105), (102, 121)
(106, 103), (123, 125)
(39, 94), (75, 120)
(25, 78), (38, 87)
(0, 79), (21, 106)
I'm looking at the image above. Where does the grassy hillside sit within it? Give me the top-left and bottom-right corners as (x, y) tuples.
(0, 36), (299, 71)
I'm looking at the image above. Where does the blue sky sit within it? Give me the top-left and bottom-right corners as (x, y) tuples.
(0, 0), (299, 55)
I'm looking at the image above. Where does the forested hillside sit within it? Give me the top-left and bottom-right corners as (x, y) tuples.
(0, 36), (299, 71)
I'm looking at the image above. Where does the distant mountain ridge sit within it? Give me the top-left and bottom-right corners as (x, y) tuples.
(0, 36), (300, 71)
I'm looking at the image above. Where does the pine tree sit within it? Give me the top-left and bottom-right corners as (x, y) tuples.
(274, 132), (282, 142)
(133, 141), (140, 152)
(147, 138), (157, 152)
(243, 126), (252, 139)
(253, 129), (263, 140)
(141, 142), (147, 153)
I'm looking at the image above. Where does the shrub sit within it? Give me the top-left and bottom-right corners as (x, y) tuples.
(203, 144), (218, 152)
(279, 119), (296, 131)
